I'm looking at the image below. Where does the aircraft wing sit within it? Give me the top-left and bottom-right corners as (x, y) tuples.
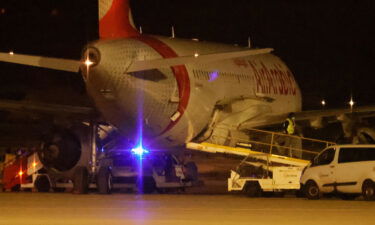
(295, 106), (375, 120)
(127, 48), (273, 72)
(0, 99), (94, 118)
(0, 48), (272, 73)
(0, 52), (81, 72)
(239, 105), (375, 130)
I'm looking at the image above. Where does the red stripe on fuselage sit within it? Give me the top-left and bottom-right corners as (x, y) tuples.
(134, 36), (190, 135)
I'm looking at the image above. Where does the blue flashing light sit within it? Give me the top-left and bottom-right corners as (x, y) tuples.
(131, 144), (149, 157)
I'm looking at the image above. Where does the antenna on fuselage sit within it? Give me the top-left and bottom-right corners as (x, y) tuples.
(248, 36), (252, 48)
(171, 26), (175, 38)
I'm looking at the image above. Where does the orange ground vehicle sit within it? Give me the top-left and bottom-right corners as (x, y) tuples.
(1, 154), (29, 191)
(1, 153), (46, 191)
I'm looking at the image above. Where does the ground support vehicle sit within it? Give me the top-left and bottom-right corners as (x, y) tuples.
(1, 152), (79, 192)
(96, 150), (200, 194)
(1, 153), (28, 191)
(186, 126), (336, 197)
(228, 154), (305, 197)
(300, 144), (375, 201)
(187, 142), (310, 196)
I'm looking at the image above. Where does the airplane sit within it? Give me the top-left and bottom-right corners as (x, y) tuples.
(0, 0), (374, 192)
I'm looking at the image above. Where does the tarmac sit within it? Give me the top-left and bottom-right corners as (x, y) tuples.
(1, 193), (374, 225)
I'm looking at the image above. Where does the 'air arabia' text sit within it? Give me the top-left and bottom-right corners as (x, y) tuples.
(234, 59), (297, 96)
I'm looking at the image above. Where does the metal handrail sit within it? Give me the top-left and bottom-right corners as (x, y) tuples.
(246, 127), (335, 146)
(210, 127), (335, 158)
(212, 134), (320, 156)
(214, 124), (335, 146)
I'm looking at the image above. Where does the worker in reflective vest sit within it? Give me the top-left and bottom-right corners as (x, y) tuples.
(280, 112), (302, 158)
(283, 113), (296, 135)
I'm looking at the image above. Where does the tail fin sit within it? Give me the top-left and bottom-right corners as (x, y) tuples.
(99, 0), (139, 39)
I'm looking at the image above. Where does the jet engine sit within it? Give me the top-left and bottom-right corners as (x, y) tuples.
(39, 128), (82, 172)
(354, 127), (375, 144)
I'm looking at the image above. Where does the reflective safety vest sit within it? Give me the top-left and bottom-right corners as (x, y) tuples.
(286, 118), (295, 135)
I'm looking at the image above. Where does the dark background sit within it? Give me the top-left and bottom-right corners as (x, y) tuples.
(0, 0), (374, 109)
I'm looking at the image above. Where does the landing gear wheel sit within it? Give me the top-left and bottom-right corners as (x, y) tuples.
(305, 180), (320, 200)
(244, 182), (261, 197)
(73, 166), (89, 194)
(35, 175), (51, 192)
(97, 166), (112, 194)
(362, 180), (375, 201)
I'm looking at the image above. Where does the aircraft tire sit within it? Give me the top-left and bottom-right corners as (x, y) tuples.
(73, 166), (89, 194)
(97, 166), (112, 194)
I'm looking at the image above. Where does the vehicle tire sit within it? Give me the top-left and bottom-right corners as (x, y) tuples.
(304, 180), (321, 200)
(73, 166), (89, 194)
(244, 182), (261, 197)
(97, 166), (112, 194)
(11, 184), (21, 192)
(35, 175), (51, 192)
(139, 176), (156, 194)
(362, 180), (375, 201)
(184, 162), (198, 182)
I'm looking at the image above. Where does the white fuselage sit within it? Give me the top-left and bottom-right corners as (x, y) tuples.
(82, 35), (302, 148)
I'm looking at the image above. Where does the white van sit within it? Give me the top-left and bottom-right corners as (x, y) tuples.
(300, 145), (375, 200)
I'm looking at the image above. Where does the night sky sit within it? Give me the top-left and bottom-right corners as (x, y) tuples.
(0, 0), (374, 109)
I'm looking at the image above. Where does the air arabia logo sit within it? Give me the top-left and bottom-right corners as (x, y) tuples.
(233, 59), (297, 96)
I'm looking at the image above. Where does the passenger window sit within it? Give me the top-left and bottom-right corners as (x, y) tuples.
(313, 148), (335, 166)
(339, 147), (375, 163)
